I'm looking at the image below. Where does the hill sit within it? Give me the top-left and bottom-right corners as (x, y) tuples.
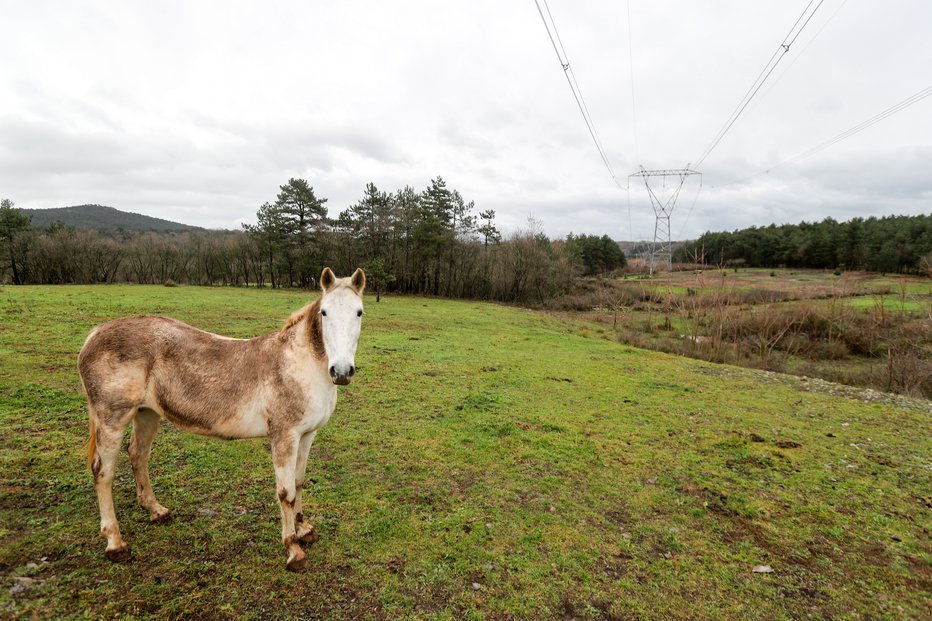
(18, 204), (200, 232)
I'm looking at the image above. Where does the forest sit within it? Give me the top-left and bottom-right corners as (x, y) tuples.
(673, 214), (932, 273)
(0, 180), (624, 303)
(2, 185), (929, 302)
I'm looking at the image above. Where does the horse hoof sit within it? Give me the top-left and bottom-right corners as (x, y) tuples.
(298, 527), (320, 546)
(105, 546), (132, 562)
(150, 510), (172, 524)
(286, 555), (309, 573)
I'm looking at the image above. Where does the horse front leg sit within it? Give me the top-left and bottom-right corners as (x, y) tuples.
(270, 430), (306, 572)
(294, 431), (319, 546)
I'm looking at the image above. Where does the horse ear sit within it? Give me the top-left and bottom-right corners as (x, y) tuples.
(351, 268), (366, 294)
(320, 267), (336, 292)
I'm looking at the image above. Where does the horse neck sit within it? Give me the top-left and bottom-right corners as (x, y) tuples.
(280, 299), (326, 362)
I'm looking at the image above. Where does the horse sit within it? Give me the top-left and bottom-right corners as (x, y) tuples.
(78, 267), (365, 572)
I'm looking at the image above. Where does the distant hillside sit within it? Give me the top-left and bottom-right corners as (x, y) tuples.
(615, 240), (693, 258)
(18, 205), (200, 232)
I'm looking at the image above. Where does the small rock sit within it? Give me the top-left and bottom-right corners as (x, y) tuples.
(197, 508), (218, 517)
(891, 534), (902, 542)
(24, 562), (38, 570)
(13, 577), (39, 586)
(752, 565), (773, 574)
(646, 477), (658, 484)
(483, 563), (494, 571)
(471, 582), (483, 591)
(10, 576), (41, 596)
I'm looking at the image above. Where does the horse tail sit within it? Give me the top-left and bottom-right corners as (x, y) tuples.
(87, 412), (97, 473)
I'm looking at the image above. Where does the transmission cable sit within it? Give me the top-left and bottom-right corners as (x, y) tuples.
(626, 0), (640, 164)
(676, 176), (705, 240)
(534, 0), (621, 187)
(721, 84), (932, 187)
(693, 0), (825, 169)
(745, 0), (850, 119)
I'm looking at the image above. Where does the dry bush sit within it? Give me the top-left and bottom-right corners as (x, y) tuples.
(555, 274), (932, 398)
(875, 321), (932, 398)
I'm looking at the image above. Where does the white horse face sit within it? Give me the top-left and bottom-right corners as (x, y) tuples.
(319, 268), (365, 385)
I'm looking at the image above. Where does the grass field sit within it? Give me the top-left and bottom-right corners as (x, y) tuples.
(1, 285), (930, 619)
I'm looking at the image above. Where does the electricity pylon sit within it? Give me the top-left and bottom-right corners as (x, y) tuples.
(628, 166), (701, 275)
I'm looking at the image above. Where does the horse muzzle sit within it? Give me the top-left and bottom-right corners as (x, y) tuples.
(329, 364), (356, 386)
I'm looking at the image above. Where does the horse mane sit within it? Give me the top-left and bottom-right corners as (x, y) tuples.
(281, 299), (326, 359)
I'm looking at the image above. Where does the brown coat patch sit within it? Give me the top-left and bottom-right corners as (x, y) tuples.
(282, 299), (326, 360)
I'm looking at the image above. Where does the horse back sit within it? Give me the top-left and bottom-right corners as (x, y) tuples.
(79, 316), (282, 437)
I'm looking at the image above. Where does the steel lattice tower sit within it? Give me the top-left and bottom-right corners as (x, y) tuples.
(628, 166), (701, 275)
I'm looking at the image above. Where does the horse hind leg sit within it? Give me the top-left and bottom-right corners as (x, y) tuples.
(89, 403), (135, 562)
(129, 408), (171, 523)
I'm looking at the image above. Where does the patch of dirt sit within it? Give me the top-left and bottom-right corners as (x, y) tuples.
(677, 481), (738, 517)
(726, 455), (774, 473)
(560, 596), (635, 621)
(867, 454), (898, 467)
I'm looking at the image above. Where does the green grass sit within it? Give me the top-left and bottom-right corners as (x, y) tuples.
(1, 285), (930, 620)
(846, 295), (929, 312)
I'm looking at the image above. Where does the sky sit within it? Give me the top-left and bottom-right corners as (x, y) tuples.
(2, 0), (930, 242)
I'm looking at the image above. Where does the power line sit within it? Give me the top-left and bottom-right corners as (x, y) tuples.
(745, 0), (850, 119)
(721, 84), (932, 187)
(533, 0), (621, 185)
(676, 174), (704, 240)
(541, 0), (613, 167)
(693, 0), (825, 169)
(625, 0), (640, 163)
(786, 85), (932, 164)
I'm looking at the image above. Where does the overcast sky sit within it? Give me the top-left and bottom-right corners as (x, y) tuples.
(2, 1), (930, 241)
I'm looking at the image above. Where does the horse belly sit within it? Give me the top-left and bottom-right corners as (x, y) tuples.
(213, 402), (270, 438)
(147, 380), (270, 440)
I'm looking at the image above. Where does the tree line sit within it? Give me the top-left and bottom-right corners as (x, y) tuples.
(673, 214), (932, 273)
(0, 182), (627, 303)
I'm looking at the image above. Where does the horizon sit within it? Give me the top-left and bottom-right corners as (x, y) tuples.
(16, 202), (926, 243)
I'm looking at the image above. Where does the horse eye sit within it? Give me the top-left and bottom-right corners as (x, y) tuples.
(320, 309), (327, 317)
(357, 310), (363, 317)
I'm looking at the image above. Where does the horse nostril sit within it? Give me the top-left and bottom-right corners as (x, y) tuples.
(348, 365), (356, 377)
(329, 365), (336, 377)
